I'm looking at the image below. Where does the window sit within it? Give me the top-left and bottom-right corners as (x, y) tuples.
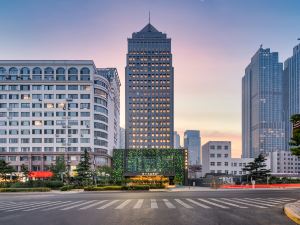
(32, 85), (42, 90)
(21, 112), (30, 117)
(224, 162), (228, 166)
(56, 85), (66, 90)
(210, 145), (215, 150)
(9, 67), (18, 75)
(20, 85), (30, 91)
(32, 67), (42, 74)
(217, 145), (222, 150)
(210, 162), (215, 166)
(81, 94), (90, 99)
(68, 85), (78, 90)
(44, 85), (54, 90)
(32, 120), (43, 126)
(32, 138), (42, 143)
(56, 94), (66, 99)
(210, 154), (215, 158)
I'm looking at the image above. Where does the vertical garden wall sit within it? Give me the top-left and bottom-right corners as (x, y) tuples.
(112, 149), (188, 185)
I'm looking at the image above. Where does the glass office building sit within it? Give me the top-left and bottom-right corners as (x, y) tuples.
(242, 47), (285, 158)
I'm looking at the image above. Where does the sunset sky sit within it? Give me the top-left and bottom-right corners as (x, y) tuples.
(1, 0), (300, 157)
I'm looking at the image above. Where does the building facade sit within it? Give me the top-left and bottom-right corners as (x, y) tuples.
(125, 23), (174, 149)
(202, 141), (260, 176)
(174, 131), (181, 148)
(0, 60), (120, 172)
(119, 127), (126, 149)
(268, 150), (300, 175)
(184, 130), (201, 165)
(242, 47), (285, 158)
(283, 43), (300, 150)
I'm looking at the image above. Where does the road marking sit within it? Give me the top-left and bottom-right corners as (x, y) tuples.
(221, 198), (267, 208)
(243, 198), (278, 206)
(43, 201), (84, 211)
(23, 201), (64, 211)
(79, 200), (108, 210)
(237, 198), (276, 207)
(61, 200), (97, 211)
(163, 199), (176, 208)
(174, 199), (193, 209)
(150, 199), (158, 209)
(185, 199), (210, 209)
(97, 200), (119, 209)
(197, 198), (229, 209)
(0, 202), (24, 210)
(115, 199), (132, 209)
(133, 199), (144, 209)
(234, 198), (274, 207)
(254, 198), (283, 204)
(209, 198), (247, 208)
(6, 201), (51, 212)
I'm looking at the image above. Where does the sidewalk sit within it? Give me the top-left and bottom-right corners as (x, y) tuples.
(165, 186), (300, 192)
(284, 200), (300, 224)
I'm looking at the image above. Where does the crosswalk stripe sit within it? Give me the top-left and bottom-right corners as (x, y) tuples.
(254, 198), (283, 204)
(150, 199), (158, 209)
(186, 199), (210, 209)
(115, 200), (132, 209)
(61, 200), (97, 211)
(174, 199), (193, 208)
(197, 198), (229, 209)
(277, 198), (296, 201)
(133, 199), (144, 209)
(209, 198), (247, 208)
(235, 198), (274, 207)
(6, 202), (51, 212)
(243, 198), (277, 206)
(79, 200), (108, 210)
(238, 198), (276, 207)
(97, 200), (119, 209)
(222, 198), (267, 208)
(23, 201), (63, 211)
(0, 202), (23, 210)
(43, 201), (83, 211)
(163, 199), (176, 208)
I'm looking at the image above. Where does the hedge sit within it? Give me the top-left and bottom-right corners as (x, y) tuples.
(0, 188), (51, 192)
(84, 185), (150, 191)
(9, 180), (63, 189)
(60, 185), (74, 191)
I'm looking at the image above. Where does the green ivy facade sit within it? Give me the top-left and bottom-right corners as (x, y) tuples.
(112, 149), (188, 185)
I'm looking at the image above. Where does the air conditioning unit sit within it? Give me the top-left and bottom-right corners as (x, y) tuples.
(86, 125), (90, 128)
(7, 108), (12, 111)
(62, 125), (66, 128)
(38, 98), (42, 101)
(66, 98), (73, 102)
(67, 143), (71, 146)
(68, 134), (72, 137)
(67, 125), (71, 128)
(62, 143), (66, 146)
(55, 134), (59, 137)
(62, 116), (66, 119)
(80, 134), (84, 137)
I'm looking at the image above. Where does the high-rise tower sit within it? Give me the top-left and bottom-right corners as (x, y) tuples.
(242, 47), (285, 158)
(125, 22), (174, 149)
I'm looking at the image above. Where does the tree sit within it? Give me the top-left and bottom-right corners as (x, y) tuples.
(20, 164), (29, 181)
(242, 154), (271, 183)
(75, 149), (92, 186)
(50, 157), (66, 181)
(289, 114), (300, 156)
(96, 166), (113, 185)
(0, 160), (15, 181)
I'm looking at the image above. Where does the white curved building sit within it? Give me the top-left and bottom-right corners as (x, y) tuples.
(0, 60), (120, 172)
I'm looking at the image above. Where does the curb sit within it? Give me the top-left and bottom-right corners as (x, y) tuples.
(284, 202), (300, 225)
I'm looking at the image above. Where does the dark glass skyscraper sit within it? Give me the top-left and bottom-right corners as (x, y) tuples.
(125, 23), (174, 149)
(242, 47), (285, 158)
(184, 130), (201, 165)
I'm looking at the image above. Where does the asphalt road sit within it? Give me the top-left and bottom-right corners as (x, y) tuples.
(0, 189), (299, 225)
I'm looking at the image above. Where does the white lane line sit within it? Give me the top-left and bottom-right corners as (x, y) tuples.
(234, 198), (274, 207)
(6, 202), (51, 212)
(133, 199), (144, 209)
(79, 200), (108, 210)
(97, 200), (119, 209)
(43, 201), (84, 211)
(185, 199), (210, 209)
(197, 198), (229, 209)
(163, 199), (176, 209)
(209, 198), (247, 208)
(61, 200), (97, 211)
(23, 201), (64, 211)
(0, 202), (19, 208)
(243, 198), (278, 206)
(276, 198), (296, 201)
(150, 199), (158, 209)
(222, 198), (267, 209)
(237, 198), (276, 207)
(115, 199), (132, 209)
(174, 199), (193, 209)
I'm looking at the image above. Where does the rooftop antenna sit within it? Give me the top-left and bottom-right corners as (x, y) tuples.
(260, 44), (263, 48)
(298, 38), (300, 41)
(149, 11), (151, 24)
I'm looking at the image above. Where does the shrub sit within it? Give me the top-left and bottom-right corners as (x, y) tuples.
(84, 186), (123, 191)
(60, 185), (74, 191)
(149, 184), (165, 189)
(9, 180), (63, 189)
(0, 188), (50, 192)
